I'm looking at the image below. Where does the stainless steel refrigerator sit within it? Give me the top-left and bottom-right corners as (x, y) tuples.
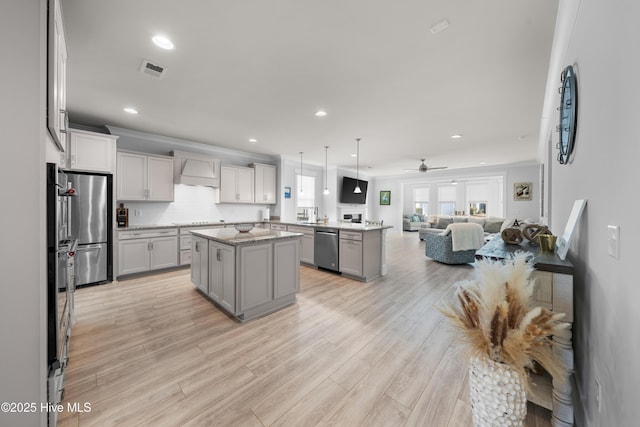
(66, 171), (113, 286)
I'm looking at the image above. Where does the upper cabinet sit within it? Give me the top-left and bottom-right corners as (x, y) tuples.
(253, 163), (277, 204)
(47, 0), (68, 151)
(220, 165), (254, 203)
(117, 151), (174, 201)
(65, 129), (118, 173)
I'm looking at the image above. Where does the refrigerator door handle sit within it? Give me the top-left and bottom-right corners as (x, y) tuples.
(77, 244), (102, 251)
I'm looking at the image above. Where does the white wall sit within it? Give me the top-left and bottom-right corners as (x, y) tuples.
(370, 162), (541, 226)
(370, 177), (403, 234)
(0, 0), (47, 425)
(543, 1), (640, 425)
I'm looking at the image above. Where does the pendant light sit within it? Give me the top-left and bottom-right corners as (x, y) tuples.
(299, 151), (304, 195)
(323, 146), (330, 195)
(354, 138), (362, 194)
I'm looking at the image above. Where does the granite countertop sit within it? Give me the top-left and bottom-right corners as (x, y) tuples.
(117, 220), (392, 232)
(276, 221), (393, 231)
(191, 228), (303, 245)
(117, 221), (260, 231)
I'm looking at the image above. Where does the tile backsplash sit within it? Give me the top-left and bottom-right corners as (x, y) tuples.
(122, 184), (269, 225)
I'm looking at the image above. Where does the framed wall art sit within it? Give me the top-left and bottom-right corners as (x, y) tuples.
(380, 190), (391, 205)
(514, 182), (532, 201)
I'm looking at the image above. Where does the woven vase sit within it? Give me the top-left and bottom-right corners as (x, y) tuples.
(469, 357), (527, 427)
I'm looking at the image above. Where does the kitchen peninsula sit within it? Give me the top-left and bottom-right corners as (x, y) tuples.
(190, 227), (302, 322)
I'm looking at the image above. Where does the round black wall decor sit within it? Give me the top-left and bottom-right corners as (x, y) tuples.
(557, 65), (578, 164)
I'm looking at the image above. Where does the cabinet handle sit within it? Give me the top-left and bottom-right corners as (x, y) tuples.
(60, 109), (69, 134)
(195, 242), (199, 252)
(70, 154), (76, 166)
(217, 248), (222, 261)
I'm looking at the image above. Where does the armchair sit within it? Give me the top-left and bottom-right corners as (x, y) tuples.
(424, 223), (485, 265)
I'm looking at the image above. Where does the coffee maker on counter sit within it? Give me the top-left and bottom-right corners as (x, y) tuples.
(116, 203), (128, 227)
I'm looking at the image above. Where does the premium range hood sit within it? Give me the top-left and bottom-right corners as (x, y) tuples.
(172, 150), (221, 187)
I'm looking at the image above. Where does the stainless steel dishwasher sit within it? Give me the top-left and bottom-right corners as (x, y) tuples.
(314, 228), (339, 272)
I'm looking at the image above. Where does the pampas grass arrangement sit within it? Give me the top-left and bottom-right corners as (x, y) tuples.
(439, 252), (569, 390)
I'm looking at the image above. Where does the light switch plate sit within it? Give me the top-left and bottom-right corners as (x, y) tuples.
(607, 225), (620, 259)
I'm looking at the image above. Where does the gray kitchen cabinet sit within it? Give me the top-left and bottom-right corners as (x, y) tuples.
(191, 228), (301, 321)
(67, 129), (118, 173)
(220, 165), (254, 203)
(274, 239), (300, 298)
(252, 163), (277, 204)
(287, 225), (314, 265)
(339, 230), (382, 281)
(339, 234), (363, 277)
(117, 151), (174, 201)
(117, 228), (178, 276)
(149, 236), (179, 270)
(239, 244), (273, 312)
(208, 241), (236, 312)
(191, 236), (208, 294)
(118, 238), (150, 275)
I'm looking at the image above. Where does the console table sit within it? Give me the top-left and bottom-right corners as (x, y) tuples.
(476, 236), (575, 427)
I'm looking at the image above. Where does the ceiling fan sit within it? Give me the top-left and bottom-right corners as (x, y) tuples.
(405, 159), (448, 173)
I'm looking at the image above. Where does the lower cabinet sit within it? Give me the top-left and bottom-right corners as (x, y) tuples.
(339, 237), (363, 277)
(191, 237), (300, 321)
(208, 241), (236, 313)
(339, 230), (382, 281)
(191, 236), (208, 293)
(286, 225), (314, 265)
(117, 229), (178, 276)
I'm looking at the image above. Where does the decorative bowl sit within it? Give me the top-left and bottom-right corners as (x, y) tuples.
(234, 223), (254, 233)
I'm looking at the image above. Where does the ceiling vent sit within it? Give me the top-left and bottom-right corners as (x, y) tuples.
(140, 59), (167, 79)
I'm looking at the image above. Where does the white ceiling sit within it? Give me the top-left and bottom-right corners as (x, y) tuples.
(60, 0), (558, 176)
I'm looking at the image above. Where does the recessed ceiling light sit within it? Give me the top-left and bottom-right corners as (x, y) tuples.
(152, 35), (174, 50)
(479, 162), (487, 165)
(248, 138), (257, 144)
(351, 154), (357, 157)
(315, 110), (327, 117)
(123, 107), (138, 115)
(451, 134), (463, 139)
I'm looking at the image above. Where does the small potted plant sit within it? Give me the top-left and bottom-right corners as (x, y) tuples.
(438, 252), (568, 426)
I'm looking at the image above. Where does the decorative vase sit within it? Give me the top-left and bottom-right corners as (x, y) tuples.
(469, 357), (527, 427)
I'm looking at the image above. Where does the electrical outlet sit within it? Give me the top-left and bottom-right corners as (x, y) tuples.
(595, 375), (602, 413)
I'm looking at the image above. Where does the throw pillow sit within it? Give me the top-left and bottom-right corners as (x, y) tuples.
(483, 221), (503, 234)
(436, 217), (453, 229)
(453, 217), (468, 223)
(411, 214), (420, 222)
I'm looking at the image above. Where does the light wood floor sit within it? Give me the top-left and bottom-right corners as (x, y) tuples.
(59, 232), (551, 426)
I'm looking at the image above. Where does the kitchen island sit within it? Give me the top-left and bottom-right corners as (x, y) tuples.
(190, 227), (302, 322)
(270, 221), (393, 282)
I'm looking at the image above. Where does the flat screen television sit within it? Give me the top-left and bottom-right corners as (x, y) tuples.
(340, 176), (368, 204)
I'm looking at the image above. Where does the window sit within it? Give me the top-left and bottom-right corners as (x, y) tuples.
(413, 187), (430, 215)
(296, 175), (315, 208)
(438, 185), (456, 215)
(466, 183), (491, 216)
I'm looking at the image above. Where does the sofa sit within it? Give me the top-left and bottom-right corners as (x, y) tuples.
(403, 214), (428, 231)
(424, 223), (486, 265)
(418, 215), (508, 241)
